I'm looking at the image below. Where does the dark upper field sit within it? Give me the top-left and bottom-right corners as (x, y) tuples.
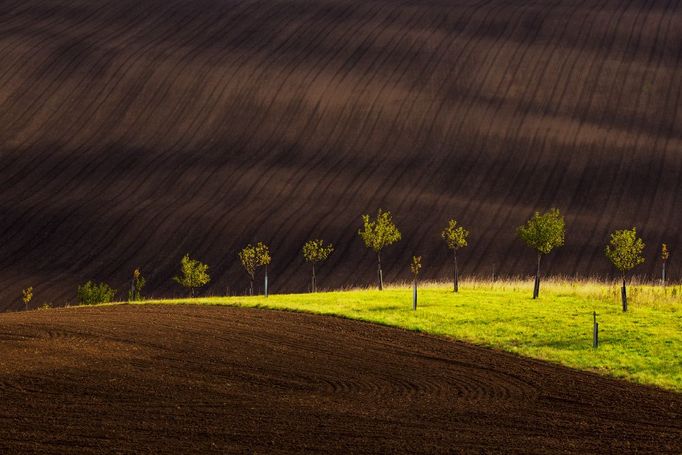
(0, 0), (681, 307)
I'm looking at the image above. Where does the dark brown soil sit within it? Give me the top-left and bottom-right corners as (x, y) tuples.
(0, 0), (681, 307)
(0, 305), (679, 453)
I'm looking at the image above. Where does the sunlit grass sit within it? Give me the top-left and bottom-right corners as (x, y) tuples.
(139, 279), (681, 391)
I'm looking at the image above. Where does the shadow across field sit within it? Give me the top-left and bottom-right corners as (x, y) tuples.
(0, 0), (681, 306)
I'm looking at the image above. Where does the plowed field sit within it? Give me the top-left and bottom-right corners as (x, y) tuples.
(0, 305), (680, 453)
(1, 0), (681, 306)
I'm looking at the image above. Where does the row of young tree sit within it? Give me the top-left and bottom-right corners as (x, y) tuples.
(59, 208), (669, 312)
(355, 208), (661, 312)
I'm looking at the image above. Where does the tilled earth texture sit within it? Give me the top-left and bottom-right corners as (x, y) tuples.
(1, 0), (682, 306)
(0, 305), (679, 453)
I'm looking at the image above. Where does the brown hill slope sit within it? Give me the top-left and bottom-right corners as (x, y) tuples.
(0, 305), (680, 453)
(0, 0), (681, 306)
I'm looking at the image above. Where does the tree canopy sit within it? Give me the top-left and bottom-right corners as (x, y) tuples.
(303, 239), (334, 264)
(173, 254), (210, 295)
(358, 209), (401, 253)
(441, 219), (469, 251)
(410, 256), (422, 279)
(605, 228), (645, 274)
(77, 281), (117, 305)
(518, 208), (565, 255)
(239, 242), (271, 280)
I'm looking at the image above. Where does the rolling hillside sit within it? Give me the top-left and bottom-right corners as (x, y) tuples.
(1, 0), (681, 306)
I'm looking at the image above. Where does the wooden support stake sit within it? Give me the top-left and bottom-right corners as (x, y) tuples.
(413, 282), (417, 311)
(264, 273), (269, 298)
(593, 311), (599, 348)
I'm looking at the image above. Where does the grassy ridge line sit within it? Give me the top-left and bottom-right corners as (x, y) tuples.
(136, 280), (681, 391)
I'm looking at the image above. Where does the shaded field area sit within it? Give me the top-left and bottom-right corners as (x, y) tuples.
(0, 0), (681, 306)
(0, 305), (680, 453)
(147, 280), (682, 391)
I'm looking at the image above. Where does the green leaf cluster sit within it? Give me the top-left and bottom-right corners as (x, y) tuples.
(173, 254), (210, 291)
(605, 228), (645, 274)
(22, 287), (33, 306)
(518, 208), (565, 255)
(77, 281), (116, 305)
(441, 219), (469, 251)
(358, 209), (401, 253)
(410, 256), (422, 278)
(239, 242), (271, 279)
(128, 268), (146, 301)
(302, 239), (334, 264)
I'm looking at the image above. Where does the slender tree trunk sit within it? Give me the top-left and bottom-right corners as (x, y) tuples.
(621, 275), (627, 312)
(130, 278), (135, 302)
(453, 250), (459, 293)
(377, 251), (383, 291)
(249, 278), (254, 296)
(533, 254), (541, 299)
(312, 263), (316, 293)
(662, 262), (666, 287)
(190, 287), (194, 298)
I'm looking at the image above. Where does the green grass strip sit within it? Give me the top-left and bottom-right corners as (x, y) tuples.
(133, 280), (681, 392)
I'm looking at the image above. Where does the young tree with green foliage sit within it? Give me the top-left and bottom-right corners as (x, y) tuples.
(441, 219), (469, 293)
(518, 208), (565, 299)
(258, 243), (272, 297)
(605, 228), (645, 312)
(173, 254), (210, 298)
(302, 239), (334, 293)
(128, 268), (146, 301)
(239, 244), (257, 296)
(22, 287), (33, 311)
(661, 243), (670, 287)
(77, 281), (116, 305)
(239, 242), (271, 296)
(410, 255), (421, 311)
(358, 209), (401, 290)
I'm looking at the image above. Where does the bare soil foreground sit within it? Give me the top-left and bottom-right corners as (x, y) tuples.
(0, 305), (679, 453)
(1, 0), (681, 306)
